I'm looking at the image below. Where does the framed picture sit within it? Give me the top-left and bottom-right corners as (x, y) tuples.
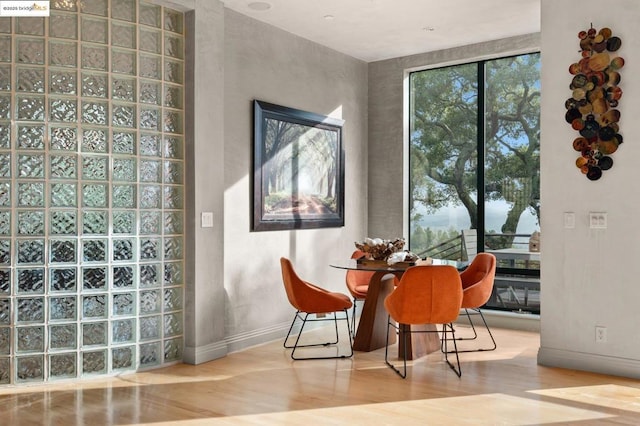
(252, 100), (345, 231)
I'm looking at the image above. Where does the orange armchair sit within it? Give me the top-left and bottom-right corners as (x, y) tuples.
(383, 265), (463, 378)
(345, 250), (374, 333)
(454, 252), (497, 352)
(280, 257), (353, 360)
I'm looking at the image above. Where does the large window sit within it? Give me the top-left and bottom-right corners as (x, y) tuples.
(408, 53), (541, 313)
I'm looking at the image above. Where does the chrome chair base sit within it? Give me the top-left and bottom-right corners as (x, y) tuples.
(284, 309), (353, 360)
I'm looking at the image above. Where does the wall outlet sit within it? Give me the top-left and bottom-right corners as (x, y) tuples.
(595, 326), (607, 343)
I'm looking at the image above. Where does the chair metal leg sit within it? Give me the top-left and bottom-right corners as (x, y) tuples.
(441, 323), (462, 377)
(384, 315), (407, 378)
(283, 309), (353, 360)
(442, 308), (497, 353)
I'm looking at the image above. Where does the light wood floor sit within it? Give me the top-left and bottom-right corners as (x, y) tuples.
(1, 324), (640, 425)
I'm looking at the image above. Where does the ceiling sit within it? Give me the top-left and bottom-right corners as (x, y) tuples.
(221, 0), (541, 62)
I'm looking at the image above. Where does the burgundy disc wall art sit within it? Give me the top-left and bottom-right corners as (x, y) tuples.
(567, 25), (624, 180)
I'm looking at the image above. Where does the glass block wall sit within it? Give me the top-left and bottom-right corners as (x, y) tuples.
(0, 0), (185, 384)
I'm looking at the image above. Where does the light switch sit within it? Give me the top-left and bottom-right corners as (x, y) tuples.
(589, 212), (607, 229)
(201, 212), (214, 228)
(564, 212), (575, 229)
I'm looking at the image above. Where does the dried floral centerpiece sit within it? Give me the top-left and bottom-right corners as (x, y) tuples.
(354, 238), (419, 266)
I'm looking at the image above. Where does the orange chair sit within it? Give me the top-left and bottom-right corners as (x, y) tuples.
(280, 257), (353, 360)
(453, 252), (498, 352)
(384, 265), (463, 378)
(345, 250), (374, 334)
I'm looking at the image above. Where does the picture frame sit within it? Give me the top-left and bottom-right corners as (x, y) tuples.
(252, 100), (345, 231)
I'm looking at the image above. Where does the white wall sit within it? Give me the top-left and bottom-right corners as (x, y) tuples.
(537, 0), (640, 378)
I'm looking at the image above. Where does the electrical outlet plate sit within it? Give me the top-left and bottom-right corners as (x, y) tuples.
(589, 212), (607, 229)
(595, 326), (607, 343)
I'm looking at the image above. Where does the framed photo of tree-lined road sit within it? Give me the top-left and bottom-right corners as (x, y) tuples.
(252, 100), (345, 231)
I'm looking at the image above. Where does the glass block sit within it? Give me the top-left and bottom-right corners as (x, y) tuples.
(0, 184), (9, 209)
(112, 184), (135, 208)
(0, 37), (10, 63)
(164, 212), (183, 235)
(52, 1), (77, 12)
(164, 59), (183, 84)
(49, 353), (76, 378)
(140, 160), (161, 182)
(140, 290), (160, 315)
(82, 0), (108, 16)
(50, 183), (77, 207)
(49, 40), (77, 68)
(16, 95), (45, 121)
(50, 239), (76, 263)
(140, 81), (160, 105)
(112, 346), (133, 370)
(113, 266), (133, 288)
(164, 237), (183, 260)
(81, 17), (108, 44)
(0, 211), (8, 235)
(0, 299), (9, 324)
(50, 98), (78, 122)
(112, 104), (135, 128)
(17, 38), (45, 64)
(49, 211), (77, 237)
(113, 158), (136, 182)
(81, 45), (108, 71)
(50, 155), (77, 179)
(50, 268), (76, 292)
(18, 125), (45, 148)
(112, 0), (136, 22)
(17, 17), (44, 36)
(18, 182), (44, 207)
(0, 124), (9, 148)
(82, 128), (108, 152)
(17, 239), (45, 263)
(50, 127), (77, 150)
(140, 315), (160, 340)
(112, 50), (135, 75)
(164, 338), (182, 362)
(82, 268), (106, 291)
(16, 326), (44, 351)
(82, 239), (106, 262)
(82, 156), (108, 180)
(49, 324), (77, 349)
(18, 154), (44, 178)
(112, 22), (136, 49)
(82, 184), (107, 207)
(112, 77), (135, 101)
(81, 73), (107, 98)
(139, 54), (160, 80)
(17, 210), (45, 235)
(16, 355), (44, 382)
(16, 297), (44, 322)
(164, 262), (183, 286)
(49, 296), (76, 321)
(82, 350), (106, 374)
(112, 319), (134, 343)
(166, 163), (186, 191)
(16, 67), (45, 92)
(164, 9), (184, 34)
(113, 239), (133, 261)
(112, 211), (134, 234)
(0, 65), (10, 90)
(139, 107), (159, 130)
(17, 269), (44, 293)
(50, 70), (77, 94)
(140, 342), (160, 367)
(164, 288), (183, 311)
(140, 264), (159, 288)
(140, 133), (161, 157)
(0, 95), (9, 118)
(164, 35), (184, 59)
(140, 185), (160, 209)
(112, 292), (134, 316)
(81, 101), (108, 125)
(164, 85), (183, 109)
(0, 239), (9, 263)
(140, 211), (160, 235)
(113, 132), (135, 154)
(139, 3), (161, 27)
(82, 322), (106, 346)
(82, 294), (106, 317)
(50, 12), (78, 39)
(139, 28), (161, 54)
(164, 313), (182, 337)
(82, 210), (107, 234)
(164, 186), (183, 209)
(140, 238), (159, 261)
(0, 155), (8, 178)
(0, 327), (9, 354)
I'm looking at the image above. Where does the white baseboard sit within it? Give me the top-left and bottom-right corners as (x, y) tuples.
(456, 309), (540, 332)
(537, 347), (640, 380)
